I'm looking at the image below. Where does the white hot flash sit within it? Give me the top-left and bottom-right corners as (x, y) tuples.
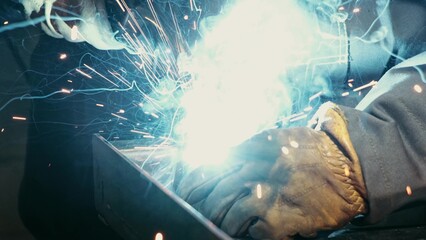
(175, 0), (348, 168)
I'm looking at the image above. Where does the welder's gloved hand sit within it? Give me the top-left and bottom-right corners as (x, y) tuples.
(177, 103), (368, 240)
(19, 0), (125, 50)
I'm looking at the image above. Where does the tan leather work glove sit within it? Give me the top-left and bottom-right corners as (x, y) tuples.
(177, 103), (368, 240)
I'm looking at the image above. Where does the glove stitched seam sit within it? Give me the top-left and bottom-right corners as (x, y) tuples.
(320, 136), (366, 214)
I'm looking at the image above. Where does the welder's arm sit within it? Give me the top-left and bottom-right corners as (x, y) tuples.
(177, 103), (369, 240)
(338, 52), (426, 223)
(18, 0), (124, 50)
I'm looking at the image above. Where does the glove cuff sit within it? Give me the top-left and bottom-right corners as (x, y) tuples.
(310, 102), (368, 213)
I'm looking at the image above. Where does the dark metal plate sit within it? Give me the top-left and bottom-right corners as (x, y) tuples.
(92, 134), (231, 240)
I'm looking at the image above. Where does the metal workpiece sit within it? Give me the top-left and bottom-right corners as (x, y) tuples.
(92, 134), (231, 240)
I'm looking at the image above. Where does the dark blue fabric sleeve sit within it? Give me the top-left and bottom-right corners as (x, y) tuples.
(340, 52), (426, 223)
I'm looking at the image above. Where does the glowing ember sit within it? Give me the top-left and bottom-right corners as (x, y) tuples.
(76, 69), (92, 79)
(115, 0), (126, 12)
(406, 186), (413, 196)
(290, 141), (299, 148)
(111, 113), (128, 121)
(281, 146), (290, 155)
(61, 88), (71, 94)
(12, 116), (26, 121)
(59, 53), (67, 60)
(256, 184), (262, 199)
(155, 232), (164, 240)
(414, 84), (423, 93)
(354, 81), (377, 92)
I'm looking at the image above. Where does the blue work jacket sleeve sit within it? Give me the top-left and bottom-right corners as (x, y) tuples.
(339, 52), (426, 223)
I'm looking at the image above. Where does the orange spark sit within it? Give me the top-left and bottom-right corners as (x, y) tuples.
(353, 80), (377, 92)
(116, 0), (126, 12)
(406, 186), (413, 196)
(12, 116), (26, 121)
(76, 69), (92, 79)
(59, 53), (67, 60)
(414, 84), (423, 93)
(61, 88), (71, 94)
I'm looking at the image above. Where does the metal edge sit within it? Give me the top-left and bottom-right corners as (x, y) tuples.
(92, 134), (232, 240)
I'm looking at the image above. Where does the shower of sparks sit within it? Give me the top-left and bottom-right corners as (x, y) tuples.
(0, 0), (395, 187)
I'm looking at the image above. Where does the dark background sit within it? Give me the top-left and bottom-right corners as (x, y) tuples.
(0, 24), (36, 240)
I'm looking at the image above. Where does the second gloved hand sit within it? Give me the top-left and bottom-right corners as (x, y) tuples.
(177, 104), (368, 240)
(20, 0), (125, 50)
